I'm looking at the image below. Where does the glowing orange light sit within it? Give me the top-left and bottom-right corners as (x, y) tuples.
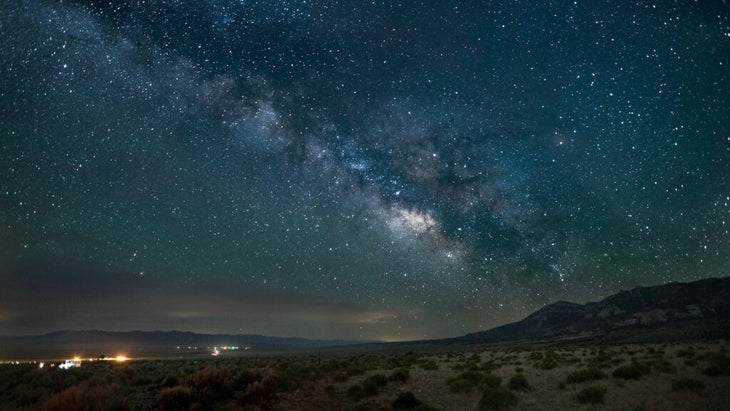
(115, 355), (128, 362)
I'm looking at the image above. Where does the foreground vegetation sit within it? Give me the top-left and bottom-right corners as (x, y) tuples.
(1, 340), (730, 410)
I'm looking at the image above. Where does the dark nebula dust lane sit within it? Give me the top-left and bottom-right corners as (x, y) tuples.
(1, 0), (728, 341)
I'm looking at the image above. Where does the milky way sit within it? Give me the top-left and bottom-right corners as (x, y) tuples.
(1, 0), (728, 340)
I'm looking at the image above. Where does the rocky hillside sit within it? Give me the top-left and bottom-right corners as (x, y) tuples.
(458, 276), (730, 344)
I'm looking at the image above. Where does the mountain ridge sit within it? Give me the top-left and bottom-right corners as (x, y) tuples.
(454, 276), (730, 345)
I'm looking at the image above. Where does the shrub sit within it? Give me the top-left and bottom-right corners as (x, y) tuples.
(231, 369), (261, 390)
(612, 363), (650, 379)
(188, 365), (235, 406)
(675, 348), (695, 358)
(530, 351), (563, 370)
(652, 360), (676, 374)
(361, 379), (379, 396)
(671, 378), (704, 392)
(105, 395), (130, 411)
(528, 352), (543, 361)
(189, 365), (232, 394)
(702, 353), (730, 377)
(346, 367), (365, 376)
(703, 365), (724, 376)
(587, 352), (624, 369)
(131, 375), (156, 386)
(479, 387), (518, 410)
(507, 374), (529, 391)
(574, 385), (607, 404)
(345, 375), (381, 401)
(611, 406), (648, 411)
(332, 372), (349, 382)
(480, 360), (498, 371)
(364, 374), (388, 387)
(346, 384), (366, 401)
(419, 360), (439, 371)
(14, 386), (50, 407)
(324, 384), (337, 398)
(159, 374), (180, 388)
(277, 361), (309, 391)
(566, 368), (607, 384)
(448, 377), (475, 394)
(389, 368), (410, 382)
(393, 391), (421, 409)
(457, 370), (482, 383)
(40, 381), (123, 411)
(482, 373), (502, 388)
(236, 373), (278, 407)
(157, 386), (194, 411)
(448, 371), (482, 393)
(535, 357), (558, 370)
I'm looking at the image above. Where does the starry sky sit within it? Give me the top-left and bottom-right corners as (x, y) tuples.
(1, 0), (728, 341)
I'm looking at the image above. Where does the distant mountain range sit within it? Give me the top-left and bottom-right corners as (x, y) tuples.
(4, 276), (730, 359)
(0, 330), (371, 359)
(450, 276), (730, 345)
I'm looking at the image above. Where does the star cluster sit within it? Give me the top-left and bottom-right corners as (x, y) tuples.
(1, 0), (728, 340)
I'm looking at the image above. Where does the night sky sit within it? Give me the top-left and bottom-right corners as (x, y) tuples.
(1, 0), (728, 341)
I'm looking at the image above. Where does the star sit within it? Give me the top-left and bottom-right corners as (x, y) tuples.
(0, 0), (727, 340)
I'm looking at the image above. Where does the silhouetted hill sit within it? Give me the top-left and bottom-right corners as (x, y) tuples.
(455, 276), (730, 345)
